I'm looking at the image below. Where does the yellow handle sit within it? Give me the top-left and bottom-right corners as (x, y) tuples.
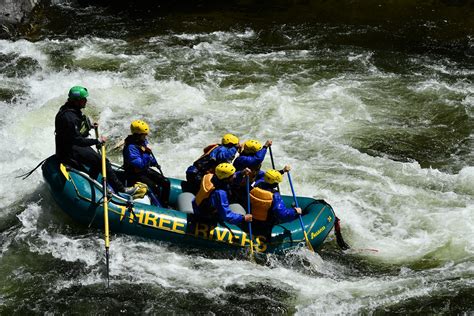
(59, 163), (70, 180)
(101, 144), (110, 249)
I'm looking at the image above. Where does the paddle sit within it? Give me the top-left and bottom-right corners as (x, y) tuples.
(268, 146), (280, 192)
(287, 172), (315, 252)
(270, 146), (353, 252)
(334, 216), (351, 250)
(150, 151), (164, 176)
(94, 124), (101, 154)
(112, 138), (125, 151)
(100, 139), (111, 287)
(246, 175), (255, 260)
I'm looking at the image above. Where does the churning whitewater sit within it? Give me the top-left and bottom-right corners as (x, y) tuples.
(0, 3), (473, 314)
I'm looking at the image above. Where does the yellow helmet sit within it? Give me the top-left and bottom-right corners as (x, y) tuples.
(243, 139), (262, 154)
(221, 133), (239, 146)
(264, 169), (283, 184)
(130, 120), (150, 135)
(215, 163), (236, 180)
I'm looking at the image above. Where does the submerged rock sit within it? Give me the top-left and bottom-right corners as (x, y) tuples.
(0, 0), (41, 24)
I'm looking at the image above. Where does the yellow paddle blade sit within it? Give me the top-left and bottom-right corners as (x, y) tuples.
(303, 231), (315, 252)
(249, 240), (255, 262)
(112, 138), (125, 151)
(59, 163), (70, 180)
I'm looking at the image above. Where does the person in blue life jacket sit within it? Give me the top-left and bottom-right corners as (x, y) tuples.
(122, 120), (171, 207)
(230, 164), (290, 206)
(185, 133), (241, 194)
(229, 166), (264, 206)
(249, 167), (302, 237)
(233, 139), (272, 171)
(192, 163), (252, 225)
(55, 86), (136, 195)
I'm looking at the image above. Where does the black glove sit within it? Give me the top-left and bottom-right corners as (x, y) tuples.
(96, 139), (105, 151)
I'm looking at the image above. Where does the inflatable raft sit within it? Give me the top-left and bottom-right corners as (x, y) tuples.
(42, 155), (336, 254)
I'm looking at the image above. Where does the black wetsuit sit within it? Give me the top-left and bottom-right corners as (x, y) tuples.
(54, 102), (125, 192)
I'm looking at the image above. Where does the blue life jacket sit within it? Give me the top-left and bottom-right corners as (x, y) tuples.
(123, 135), (157, 175)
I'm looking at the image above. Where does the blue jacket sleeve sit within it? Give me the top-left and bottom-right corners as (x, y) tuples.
(255, 170), (265, 182)
(254, 147), (268, 163)
(210, 146), (237, 163)
(234, 147), (267, 170)
(211, 190), (244, 224)
(124, 144), (152, 170)
(272, 192), (298, 222)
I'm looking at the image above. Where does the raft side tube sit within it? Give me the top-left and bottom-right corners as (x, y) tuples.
(43, 155), (336, 254)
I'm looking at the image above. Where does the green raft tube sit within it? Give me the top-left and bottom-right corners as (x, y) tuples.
(42, 155), (336, 254)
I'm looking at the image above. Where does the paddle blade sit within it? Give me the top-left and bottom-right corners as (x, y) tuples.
(246, 176), (255, 261)
(335, 217), (350, 250)
(302, 230), (315, 252)
(105, 247), (110, 288)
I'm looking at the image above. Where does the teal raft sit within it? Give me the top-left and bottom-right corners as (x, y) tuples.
(42, 155), (336, 254)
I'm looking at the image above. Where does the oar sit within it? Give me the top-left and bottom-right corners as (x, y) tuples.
(112, 138), (125, 151)
(270, 144), (352, 252)
(100, 140), (111, 287)
(268, 145), (276, 169)
(268, 146), (280, 192)
(334, 216), (350, 250)
(287, 172), (314, 252)
(94, 123), (102, 155)
(149, 151), (164, 176)
(246, 175), (255, 260)
(148, 150), (166, 207)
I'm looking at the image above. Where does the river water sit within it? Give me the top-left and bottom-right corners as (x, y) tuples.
(0, 1), (473, 314)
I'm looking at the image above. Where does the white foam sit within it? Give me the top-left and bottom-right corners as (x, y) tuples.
(0, 39), (49, 69)
(16, 203), (101, 265)
(0, 33), (473, 311)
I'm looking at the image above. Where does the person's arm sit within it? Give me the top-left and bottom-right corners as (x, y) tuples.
(253, 147), (268, 163)
(279, 164), (291, 174)
(212, 190), (244, 224)
(124, 145), (151, 170)
(64, 112), (99, 147)
(144, 140), (158, 166)
(233, 154), (256, 169)
(272, 192), (299, 222)
(230, 171), (244, 189)
(235, 147), (267, 169)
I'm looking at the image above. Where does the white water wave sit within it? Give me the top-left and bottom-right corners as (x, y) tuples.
(16, 203), (100, 265)
(39, 230), (473, 314)
(0, 33), (472, 308)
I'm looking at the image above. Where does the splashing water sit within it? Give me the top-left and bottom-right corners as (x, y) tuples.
(0, 3), (473, 314)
